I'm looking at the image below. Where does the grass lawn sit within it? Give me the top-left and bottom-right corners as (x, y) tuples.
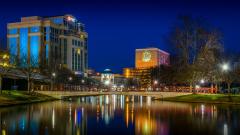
(0, 90), (57, 106)
(163, 94), (240, 104)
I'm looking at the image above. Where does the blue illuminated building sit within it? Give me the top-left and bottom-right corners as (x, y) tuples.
(7, 15), (88, 74)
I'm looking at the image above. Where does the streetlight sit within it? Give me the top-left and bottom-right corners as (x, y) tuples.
(221, 63), (231, 93)
(69, 77), (72, 81)
(81, 79), (85, 83)
(52, 72), (56, 77)
(222, 63), (229, 71)
(104, 80), (110, 85)
(195, 85), (200, 89)
(51, 72), (56, 91)
(153, 80), (158, 91)
(200, 79), (205, 84)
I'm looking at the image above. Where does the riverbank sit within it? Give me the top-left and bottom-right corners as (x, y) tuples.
(162, 94), (240, 104)
(0, 90), (57, 107)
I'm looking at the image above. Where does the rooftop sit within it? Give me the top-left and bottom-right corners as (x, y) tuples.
(135, 47), (170, 55)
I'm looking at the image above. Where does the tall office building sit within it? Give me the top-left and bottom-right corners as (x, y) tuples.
(7, 14), (88, 74)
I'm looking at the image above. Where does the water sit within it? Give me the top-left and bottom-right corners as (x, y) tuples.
(0, 95), (240, 135)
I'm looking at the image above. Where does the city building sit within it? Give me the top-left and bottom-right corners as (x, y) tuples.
(123, 47), (170, 89)
(114, 74), (127, 87)
(7, 14), (88, 74)
(101, 69), (114, 86)
(100, 69), (128, 90)
(123, 67), (151, 89)
(135, 47), (170, 68)
(0, 50), (10, 67)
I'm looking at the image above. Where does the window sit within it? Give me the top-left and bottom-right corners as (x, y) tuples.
(8, 28), (18, 34)
(46, 33), (50, 41)
(9, 37), (17, 64)
(52, 18), (63, 24)
(46, 44), (49, 60)
(78, 41), (80, 46)
(45, 26), (50, 33)
(75, 52), (77, 70)
(72, 48), (74, 70)
(30, 36), (39, 67)
(30, 26), (40, 33)
(75, 40), (78, 46)
(81, 50), (83, 71)
(64, 39), (67, 64)
(72, 39), (74, 45)
(20, 28), (28, 66)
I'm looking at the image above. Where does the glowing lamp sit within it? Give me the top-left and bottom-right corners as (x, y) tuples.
(104, 80), (110, 85)
(222, 63), (229, 71)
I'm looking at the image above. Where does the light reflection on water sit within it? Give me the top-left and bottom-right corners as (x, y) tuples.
(0, 95), (240, 135)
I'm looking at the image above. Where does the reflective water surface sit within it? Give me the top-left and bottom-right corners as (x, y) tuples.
(1, 95), (240, 135)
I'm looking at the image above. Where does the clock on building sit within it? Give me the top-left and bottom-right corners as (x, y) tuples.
(142, 51), (151, 62)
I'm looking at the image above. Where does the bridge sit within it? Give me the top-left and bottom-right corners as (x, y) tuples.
(36, 91), (191, 99)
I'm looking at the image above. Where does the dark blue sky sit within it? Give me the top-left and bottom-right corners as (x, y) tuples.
(1, 0), (240, 73)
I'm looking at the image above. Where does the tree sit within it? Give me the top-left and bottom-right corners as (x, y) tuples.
(167, 16), (223, 92)
(0, 51), (13, 94)
(0, 66), (11, 94)
(18, 54), (39, 93)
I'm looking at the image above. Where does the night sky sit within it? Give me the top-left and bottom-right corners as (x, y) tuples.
(0, 0), (240, 73)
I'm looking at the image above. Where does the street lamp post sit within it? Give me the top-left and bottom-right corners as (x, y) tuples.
(153, 80), (158, 91)
(221, 63), (231, 94)
(200, 79), (205, 84)
(68, 77), (72, 91)
(51, 72), (56, 91)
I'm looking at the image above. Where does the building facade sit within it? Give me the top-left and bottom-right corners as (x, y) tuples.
(123, 47), (170, 89)
(101, 69), (114, 86)
(7, 14), (88, 74)
(135, 48), (170, 68)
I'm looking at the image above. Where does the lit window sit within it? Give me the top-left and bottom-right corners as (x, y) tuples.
(77, 49), (81, 54)
(8, 28), (18, 34)
(30, 26), (40, 33)
(52, 18), (63, 24)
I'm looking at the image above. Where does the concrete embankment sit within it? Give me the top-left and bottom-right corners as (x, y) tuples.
(36, 91), (191, 99)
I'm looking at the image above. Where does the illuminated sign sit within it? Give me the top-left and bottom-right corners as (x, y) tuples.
(142, 51), (151, 62)
(67, 16), (76, 22)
